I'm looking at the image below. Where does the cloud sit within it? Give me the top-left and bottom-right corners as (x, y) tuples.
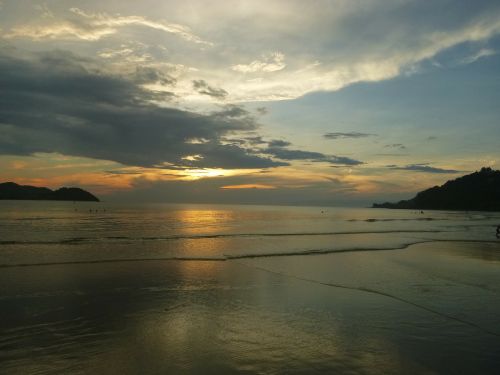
(261, 147), (363, 166)
(212, 134), (364, 166)
(0, 49), (284, 170)
(5, 7), (212, 46)
(5, 22), (115, 42)
(134, 66), (176, 86)
(384, 143), (407, 150)
(459, 48), (496, 65)
(267, 139), (291, 147)
(231, 52), (286, 73)
(387, 164), (461, 174)
(34, 3), (54, 19)
(221, 184), (276, 190)
(4, 2), (500, 103)
(192, 80), (228, 99)
(220, 2), (500, 101)
(244, 136), (267, 145)
(256, 107), (268, 115)
(324, 132), (375, 139)
(106, 171), (363, 206)
(96, 41), (172, 64)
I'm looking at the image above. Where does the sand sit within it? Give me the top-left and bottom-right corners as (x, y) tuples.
(1, 241), (499, 374)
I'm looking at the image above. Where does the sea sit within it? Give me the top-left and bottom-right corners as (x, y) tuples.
(1, 201), (499, 374)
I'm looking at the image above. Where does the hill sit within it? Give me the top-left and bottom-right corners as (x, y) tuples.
(372, 167), (500, 211)
(0, 182), (99, 202)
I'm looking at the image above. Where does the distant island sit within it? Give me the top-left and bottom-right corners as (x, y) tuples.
(373, 167), (500, 211)
(0, 182), (99, 202)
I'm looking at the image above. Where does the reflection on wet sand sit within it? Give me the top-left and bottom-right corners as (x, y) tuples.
(1, 243), (500, 374)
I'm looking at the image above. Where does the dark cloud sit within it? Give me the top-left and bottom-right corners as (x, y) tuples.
(214, 134), (364, 166)
(264, 148), (325, 160)
(105, 170), (144, 175)
(0, 48), (284, 170)
(328, 156), (364, 166)
(221, 137), (246, 145)
(245, 136), (267, 145)
(268, 139), (291, 147)
(224, 135), (267, 145)
(210, 104), (250, 120)
(192, 79), (228, 99)
(256, 107), (268, 115)
(324, 132), (375, 139)
(387, 164), (461, 173)
(133, 66), (176, 86)
(262, 147), (363, 166)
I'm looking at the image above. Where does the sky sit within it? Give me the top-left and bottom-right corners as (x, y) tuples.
(1, 0), (499, 206)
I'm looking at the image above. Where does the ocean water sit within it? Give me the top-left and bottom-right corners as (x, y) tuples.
(1, 201), (499, 265)
(1, 201), (499, 374)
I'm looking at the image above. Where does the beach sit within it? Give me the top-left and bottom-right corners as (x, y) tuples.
(1, 202), (499, 374)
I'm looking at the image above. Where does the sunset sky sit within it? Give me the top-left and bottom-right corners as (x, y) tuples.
(1, 0), (500, 205)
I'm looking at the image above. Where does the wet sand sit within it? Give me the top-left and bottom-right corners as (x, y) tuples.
(1, 241), (499, 374)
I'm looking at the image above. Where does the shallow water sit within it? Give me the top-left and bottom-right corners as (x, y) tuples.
(0, 201), (499, 374)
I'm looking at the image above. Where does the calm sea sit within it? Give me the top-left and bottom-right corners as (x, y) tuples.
(1, 200), (499, 265)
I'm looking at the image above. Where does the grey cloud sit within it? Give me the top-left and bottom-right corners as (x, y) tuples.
(222, 137), (363, 166)
(222, 135), (266, 146)
(268, 139), (291, 147)
(134, 66), (176, 86)
(324, 132), (375, 139)
(245, 136), (266, 145)
(256, 107), (268, 115)
(193, 79), (228, 99)
(384, 143), (407, 150)
(328, 156), (364, 166)
(220, 137), (246, 145)
(0, 48), (283, 170)
(387, 164), (461, 174)
(211, 104), (249, 119)
(264, 148), (325, 160)
(262, 147), (363, 166)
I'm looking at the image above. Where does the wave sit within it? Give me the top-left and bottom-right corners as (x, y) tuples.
(0, 256), (227, 268)
(0, 229), (451, 246)
(349, 216), (500, 222)
(0, 238), (89, 245)
(348, 218), (447, 222)
(2, 239), (499, 268)
(224, 241), (429, 259)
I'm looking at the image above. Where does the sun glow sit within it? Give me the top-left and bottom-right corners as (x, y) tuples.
(180, 168), (242, 180)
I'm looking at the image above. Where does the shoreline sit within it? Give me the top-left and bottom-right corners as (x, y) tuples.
(1, 238), (499, 268)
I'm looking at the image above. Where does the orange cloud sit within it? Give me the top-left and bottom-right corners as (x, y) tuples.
(221, 184), (277, 190)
